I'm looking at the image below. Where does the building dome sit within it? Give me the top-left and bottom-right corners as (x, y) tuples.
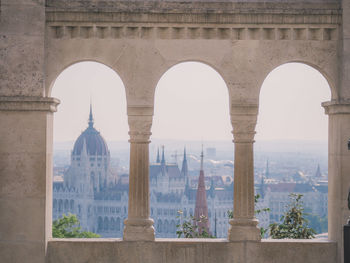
(72, 106), (109, 156)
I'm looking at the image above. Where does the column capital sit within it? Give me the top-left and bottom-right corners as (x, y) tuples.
(230, 106), (258, 143)
(0, 96), (60, 112)
(127, 106), (154, 143)
(322, 100), (350, 115)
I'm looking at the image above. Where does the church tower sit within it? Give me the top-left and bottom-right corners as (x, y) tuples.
(194, 146), (210, 234)
(315, 164), (322, 178)
(181, 147), (188, 178)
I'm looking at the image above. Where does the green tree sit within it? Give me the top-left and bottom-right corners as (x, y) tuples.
(269, 193), (316, 239)
(52, 213), (100, 238)
(176, 211), (215, 238)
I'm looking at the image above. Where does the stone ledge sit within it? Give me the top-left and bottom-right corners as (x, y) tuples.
(45, 1), (340, 14)
(46, 12), (341, 25)
(0, 96), (60, 112)
(47, 25), (340, 41)
(46, 238), (337, 263)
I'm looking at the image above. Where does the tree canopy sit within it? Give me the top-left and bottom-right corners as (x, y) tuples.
(270, 193), (315, 239)
(52, 214), (100, 238)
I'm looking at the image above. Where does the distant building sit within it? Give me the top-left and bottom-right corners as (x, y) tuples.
(53, 110), (328, 238)
(53, 108), (233, 238)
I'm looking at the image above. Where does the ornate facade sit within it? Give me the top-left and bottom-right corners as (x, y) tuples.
(53, 111), (232, 237)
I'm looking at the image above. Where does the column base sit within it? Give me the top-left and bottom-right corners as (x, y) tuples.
(227, 218), (261, 241)
(123, 218), (155, 241)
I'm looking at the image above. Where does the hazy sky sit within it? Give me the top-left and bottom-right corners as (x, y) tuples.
(52, 61), (331, 143)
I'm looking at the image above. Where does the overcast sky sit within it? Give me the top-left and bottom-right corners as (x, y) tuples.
(52, 61), (331, 143)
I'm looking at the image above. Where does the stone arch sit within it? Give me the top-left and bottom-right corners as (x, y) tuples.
(153, 60), (231, 106)
(257, 61), (336, 102)
(46, 60), (128, 99)
(152, 61), (231, 141)
(257, 61), (331, 142)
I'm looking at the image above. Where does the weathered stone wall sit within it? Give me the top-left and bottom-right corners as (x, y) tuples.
(0, 0), (46, 96)
(46, 239), (337, 263)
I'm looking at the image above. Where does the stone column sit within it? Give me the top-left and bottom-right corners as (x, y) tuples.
(0, 96), (59, 263)
(322, 101), (350, 263)
(228, 104), (261, 241)
(123, 106), (155, 241)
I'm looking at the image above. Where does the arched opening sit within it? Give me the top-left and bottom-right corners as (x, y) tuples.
(151, 61), (232, 238)
(51, 61), (129, 238)
(256, 62), (331, 238)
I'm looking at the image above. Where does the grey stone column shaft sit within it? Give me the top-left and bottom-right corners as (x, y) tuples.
(123, 107), (155, 241)
(228, 104), (260, 241)
(323, 101), (350, 263)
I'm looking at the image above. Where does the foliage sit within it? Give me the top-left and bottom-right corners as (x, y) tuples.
(52, 213), (100, 238)
(227, 194), (270, 238)
(269, 193), (316, 239)
(176, 211), (215, 238)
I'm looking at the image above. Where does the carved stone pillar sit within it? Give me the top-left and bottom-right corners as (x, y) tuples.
(0, 96), (59, 263)
(228, 104), (261, 241)
(123, 106), (155, 241)
(322, 101), (350, 263)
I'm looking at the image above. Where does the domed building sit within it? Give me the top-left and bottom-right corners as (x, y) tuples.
(64, 105), (112, 193)
(53, 106), (128, 237)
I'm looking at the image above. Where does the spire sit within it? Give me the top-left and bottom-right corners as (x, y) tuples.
(260, 175), (265, 199)
(88, 102), (94, 128)
(181, 147), (188, 177)
(265, 159), (269, 179)
(156, 147), (160, 163)
(194, 147), (210, 235)
(315, 164), (322, 177)
(200, 144), (204, 171)
(161, 145), (165, 166)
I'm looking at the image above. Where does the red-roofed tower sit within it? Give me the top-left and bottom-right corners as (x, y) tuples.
(194, 146), (210, 234)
